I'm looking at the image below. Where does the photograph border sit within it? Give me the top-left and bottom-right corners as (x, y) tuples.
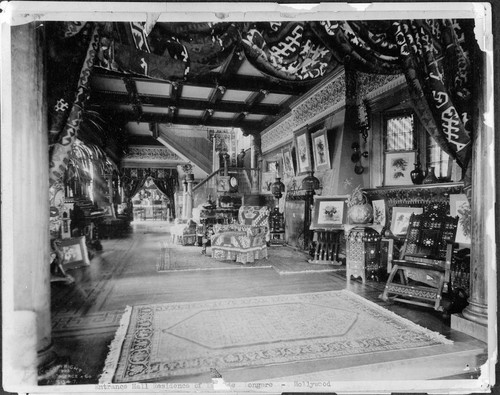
(58, 235), (90, 270)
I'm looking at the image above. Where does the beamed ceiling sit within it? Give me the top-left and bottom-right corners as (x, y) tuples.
(88, 51), (329, 137)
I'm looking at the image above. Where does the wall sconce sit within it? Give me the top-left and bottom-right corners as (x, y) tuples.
(351, 142), (368, 175)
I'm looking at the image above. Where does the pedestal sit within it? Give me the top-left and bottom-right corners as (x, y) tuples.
(345, 225), (383, 284)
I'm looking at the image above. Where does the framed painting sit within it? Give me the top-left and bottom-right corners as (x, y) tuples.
(294, 128), (312, 175)
(311, 127), (331, 172)
(450, 194), (471, 244)
(390, 207), (424, 236)
(264, 160), (279, 174)
(372, 199), (386, 226)
(217, 176), (230, 192)
(101, 202), (115, 218)
(311, 195), (349, 229)
(281, 146), (295, 177)
(59, 236), (90, 270)
(384, 151), (416, 186)
(261, 172), (275, 194)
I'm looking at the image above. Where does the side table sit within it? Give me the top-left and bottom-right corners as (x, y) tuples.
(345, 224), (383, 283)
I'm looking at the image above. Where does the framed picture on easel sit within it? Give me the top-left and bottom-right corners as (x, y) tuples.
(59, 236), (90, 270)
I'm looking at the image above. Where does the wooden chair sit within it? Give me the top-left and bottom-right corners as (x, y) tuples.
(380, 205), (458, 313)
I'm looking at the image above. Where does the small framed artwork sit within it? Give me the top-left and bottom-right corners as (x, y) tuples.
(311, 127), (331, 172)
(217, 176), (230, 192)
(101, 202), (115, 218)
(311, 195), (349, 229)
(281, 147), (295, 177)
(261, 172), (275, 194)
(384, 151), (416, 186)
(372, 200), (386, 226)
(265, 160), (279, 174)
(59, 236), (90, 270)
(294, 127), (312, 175)
(390, 207), (424, 236)
(450, 194), (471, 244)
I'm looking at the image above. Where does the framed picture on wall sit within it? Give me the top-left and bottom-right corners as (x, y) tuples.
(311, 128), (331, 172)
(281, 147), (295, 177)
(261, 172), (275, 194)
(310, 196), (349, 229)
(450, 194), (471, 244)
(384, 151), (416, 186)
(390, 207), (423, 236)
(294, 128), (312, 175)
(372, 200), (387, 226)
(217, 176), (230, 192)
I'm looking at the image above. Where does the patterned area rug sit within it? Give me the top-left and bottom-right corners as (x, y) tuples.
(157, 243), (343, 275)
(100, 290), (452, 383)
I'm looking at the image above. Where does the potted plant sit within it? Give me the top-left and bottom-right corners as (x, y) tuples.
(346, 185), (373, 224)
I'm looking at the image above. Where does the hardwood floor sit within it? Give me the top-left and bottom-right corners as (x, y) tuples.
(49, 220), (486, 385)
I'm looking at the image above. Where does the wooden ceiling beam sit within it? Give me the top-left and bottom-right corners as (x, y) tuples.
(111, 110), (261, 131)
(90, 91), (281, 116)
(91, 71), (309, 96)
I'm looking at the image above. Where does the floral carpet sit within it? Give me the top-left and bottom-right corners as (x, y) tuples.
(100, 290), (452, 383)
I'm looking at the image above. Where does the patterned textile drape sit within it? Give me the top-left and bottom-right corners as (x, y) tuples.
(48, 19), (478, 199)
(48, 23), (100, 186)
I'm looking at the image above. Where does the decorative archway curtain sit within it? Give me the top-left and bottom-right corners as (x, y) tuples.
(120, 168), (179, 218)
(48, 19), (479, 197)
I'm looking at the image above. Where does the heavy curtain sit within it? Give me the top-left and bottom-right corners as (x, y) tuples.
(48, 19), (479, 198)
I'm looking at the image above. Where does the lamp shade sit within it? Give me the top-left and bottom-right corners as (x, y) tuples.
(301, 171), (320, 192)
(271, 177), (285, 199)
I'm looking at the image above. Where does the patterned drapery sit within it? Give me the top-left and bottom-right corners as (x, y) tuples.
(120, 168), (179, 218)
(48, 19), (479, 198)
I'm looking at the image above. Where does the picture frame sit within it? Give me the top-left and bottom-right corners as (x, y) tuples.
(261, 172), (275, 194)
(101, 202), (115, 218)
(281, 146), (295, 177)
(450, 194), (471, 245)
(384, 151), (416, 186)
(265, 160), (279, 174)
(217, 176), (230, 192)
(311, 127), (331, 172)
(293, 127), (312, 175)
(390, 207), (424, 236)
(372, 199), (387, 226)
(59, 236), (90, 270)
(311, 195), (349, 229)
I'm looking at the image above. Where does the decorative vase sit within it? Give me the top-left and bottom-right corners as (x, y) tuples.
(422, 165), (438, 184)
(348, 203), (373, 224)
(410, 162), (425, 185)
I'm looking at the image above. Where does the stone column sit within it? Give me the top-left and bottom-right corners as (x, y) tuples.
(3, 22), (52, 388)
(451, 49), (492, 343)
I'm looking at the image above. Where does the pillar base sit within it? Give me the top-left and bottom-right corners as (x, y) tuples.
(451, 313), (488, 343)
(462, 299), (488, 326)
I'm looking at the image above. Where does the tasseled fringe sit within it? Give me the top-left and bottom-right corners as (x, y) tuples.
(98, 306), (133, 383)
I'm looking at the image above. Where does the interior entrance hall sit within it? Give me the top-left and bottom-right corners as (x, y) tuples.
(2, 4), (496, 394)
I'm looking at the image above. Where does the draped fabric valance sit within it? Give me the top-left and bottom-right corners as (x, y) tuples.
(48, 19), (479, 198)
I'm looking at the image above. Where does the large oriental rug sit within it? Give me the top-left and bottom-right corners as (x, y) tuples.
(100, 290), (452, 383)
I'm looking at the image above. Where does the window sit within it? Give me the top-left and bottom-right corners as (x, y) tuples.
(384, 112), (454, 184)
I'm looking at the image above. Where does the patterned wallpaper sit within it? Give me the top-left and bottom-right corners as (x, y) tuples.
(122, 145), (181, 161)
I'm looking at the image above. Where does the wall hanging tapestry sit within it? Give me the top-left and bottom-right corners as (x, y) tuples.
(100, 290), (452, 383)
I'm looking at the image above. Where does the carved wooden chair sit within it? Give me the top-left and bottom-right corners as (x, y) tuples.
(380, 205), (458, 313)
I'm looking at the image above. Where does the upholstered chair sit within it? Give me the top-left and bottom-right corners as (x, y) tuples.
(211, 206), (270, 264)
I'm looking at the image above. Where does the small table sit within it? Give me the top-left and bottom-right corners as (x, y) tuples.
(344, 224), (383, 284)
